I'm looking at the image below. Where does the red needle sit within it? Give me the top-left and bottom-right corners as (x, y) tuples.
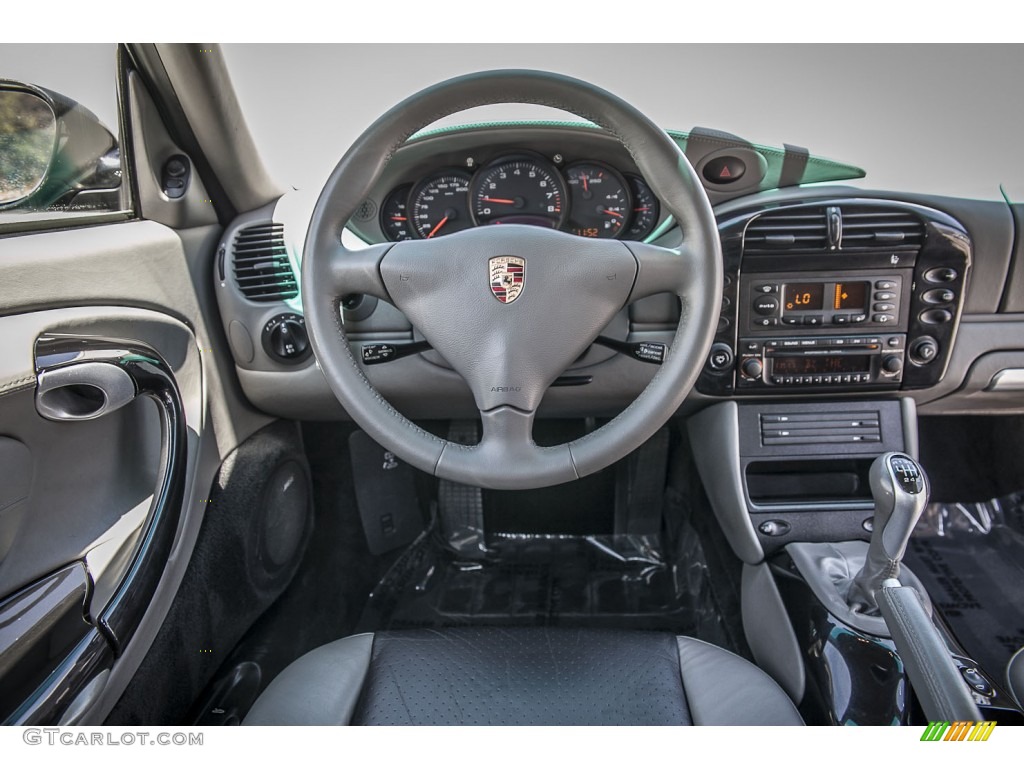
(603, 209), (624, 218)
(633, 207), (650, 212)
(582, 176), (589, 192)
(426, 215), (449, 238)
(390, 215), (407, 221)
(481, 197), (516, 204)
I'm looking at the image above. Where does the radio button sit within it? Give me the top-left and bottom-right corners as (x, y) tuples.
(874, 291), (895, 301)
(822, 375), (834, 384)
(783, 376), (794, 385)
(850, 314), (867, 323)
(873, 314), (894, 324)
(812, 375), (823, 385)
(781, 317), (801, 325)
(753, 296), (780, 315)
(753, 284), (779, 294)
(772, 376), (783, 384)
(833, 314), (850, 325)
(742, 340), (762, 353)
(803, 315), (823, 326)
(873, 303), (895, 312)
(875, 280), (897, 290)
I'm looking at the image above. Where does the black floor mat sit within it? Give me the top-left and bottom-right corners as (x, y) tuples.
(905, 491), (1024, 684)
(357, 517), (739, 654)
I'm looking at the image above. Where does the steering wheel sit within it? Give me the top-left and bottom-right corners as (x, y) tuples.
(303, 70), (722, 490)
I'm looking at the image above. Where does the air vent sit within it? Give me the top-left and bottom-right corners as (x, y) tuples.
(744, 208), (828, 254)
(232, 223), (298, 302)
(840, 207), (924, 249)
(760, 409), (881, 446)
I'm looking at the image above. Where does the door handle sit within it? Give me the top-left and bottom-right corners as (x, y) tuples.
(35, 361), (137, 421)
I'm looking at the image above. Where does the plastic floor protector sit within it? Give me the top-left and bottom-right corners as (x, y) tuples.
(905, 490), (1024, 683)
(356, 522), (734, 650)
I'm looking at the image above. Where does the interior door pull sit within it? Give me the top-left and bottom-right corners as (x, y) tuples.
(35, 361), (137, 421)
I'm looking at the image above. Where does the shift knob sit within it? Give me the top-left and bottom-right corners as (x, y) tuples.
(849, 452), (929, 612)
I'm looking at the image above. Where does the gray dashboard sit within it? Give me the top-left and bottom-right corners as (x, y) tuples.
(211, 124), (1024, 421)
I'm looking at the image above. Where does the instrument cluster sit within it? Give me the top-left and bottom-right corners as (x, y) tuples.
(380, 151), (661, 242)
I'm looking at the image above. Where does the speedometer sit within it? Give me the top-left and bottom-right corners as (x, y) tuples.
(410, 171), (472, 239)
(470, 157), (566, 228)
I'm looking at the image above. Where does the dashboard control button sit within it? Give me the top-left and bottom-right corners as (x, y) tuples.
(742, 340), (763, 353)
(924, 267), (958, 283)
(803, 315), (823, 326)
(707, 343), (734, 371)
(875, 280), (897, 290)
(812, 375), (823, 384)
(717, 316), (731, 332)
(922, 288), (956, 304)
(833, 314), (850, 325)
(873, 313), (894, 323)
(873, 303), (895, 312)
(753, 296), (779, 315)
(919, 308), (953, 325)
(703, 155), (746, 184)
(262, 313), (312, 364)
(909, 336), (939, 364)
(753, 283), (778, 294)
(882, 355), (903, 374)
(753, 317), (779, 327)
(740, 358), (764, 379)
(961, 667), (994, 696)
(781, 317), (801, 326)
(758, 520), (791, 537)
(850, 314), (867, 323)
(783, 376), (794, 385)
(874, 291), (895, 301)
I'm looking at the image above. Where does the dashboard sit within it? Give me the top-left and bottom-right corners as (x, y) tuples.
(212, 122), (1024, 422)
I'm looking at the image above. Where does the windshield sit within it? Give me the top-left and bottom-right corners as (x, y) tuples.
(223, 43), (1024, 203)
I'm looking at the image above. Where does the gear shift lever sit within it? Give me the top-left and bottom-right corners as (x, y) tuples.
(849, 452), (929, 613)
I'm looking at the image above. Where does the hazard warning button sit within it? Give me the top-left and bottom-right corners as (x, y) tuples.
(702, 156), (746, 185)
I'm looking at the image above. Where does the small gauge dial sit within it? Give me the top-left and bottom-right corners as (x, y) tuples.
(471, 157), (566, 228)
(410, 171), (472, 239)
(564, 162), (631, 239)
(380, 184), (413, 241)
(625, 175), (660, 240)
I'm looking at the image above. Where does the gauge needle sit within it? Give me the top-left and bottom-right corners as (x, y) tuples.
(391, 216), (407, 221)
(602, 209), (624, 218)
(582, 176), (589, 192)
(633, 207), (650, 212)
(481, 197), (516, 204)
(426, 216), (449, 238)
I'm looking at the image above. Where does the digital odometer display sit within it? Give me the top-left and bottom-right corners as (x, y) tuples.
(772, 355), (871, 375)
(783, 283), (825, 311)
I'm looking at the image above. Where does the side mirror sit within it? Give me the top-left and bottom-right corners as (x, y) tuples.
(0, 80), (120, 212)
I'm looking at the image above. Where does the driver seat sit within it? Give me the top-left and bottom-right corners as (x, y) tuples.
(243, 627), (804, 726)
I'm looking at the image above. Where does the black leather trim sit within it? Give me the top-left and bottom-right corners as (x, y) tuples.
(351, 628), (692, 726)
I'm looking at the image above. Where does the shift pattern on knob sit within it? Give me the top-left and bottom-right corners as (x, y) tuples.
(889, 455), (924, 494)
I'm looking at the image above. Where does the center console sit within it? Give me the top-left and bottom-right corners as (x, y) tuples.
(698, 200), (971, 397)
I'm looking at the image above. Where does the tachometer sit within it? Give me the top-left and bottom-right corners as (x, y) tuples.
(410, 171), (472, 239)
(625, 175), (660, 240)
(380, 184), (413, 241)
(471, 156), (566, 228)
(564, 162), (631, 239)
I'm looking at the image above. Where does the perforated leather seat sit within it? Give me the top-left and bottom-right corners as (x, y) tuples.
(243, 627), (804, 726)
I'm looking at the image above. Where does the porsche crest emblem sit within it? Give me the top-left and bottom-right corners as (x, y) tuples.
(489, 256), (526, 304)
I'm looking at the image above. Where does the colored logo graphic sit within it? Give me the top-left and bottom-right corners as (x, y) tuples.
(488, 256), (526, 304)
(920, 721), (996, 741)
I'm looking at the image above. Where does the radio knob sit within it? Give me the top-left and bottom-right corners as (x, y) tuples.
(882, 355), (903, 374)
(740, 358), (764, 379)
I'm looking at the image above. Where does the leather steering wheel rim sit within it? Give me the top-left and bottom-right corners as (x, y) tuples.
(303, 70), (722, 490)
